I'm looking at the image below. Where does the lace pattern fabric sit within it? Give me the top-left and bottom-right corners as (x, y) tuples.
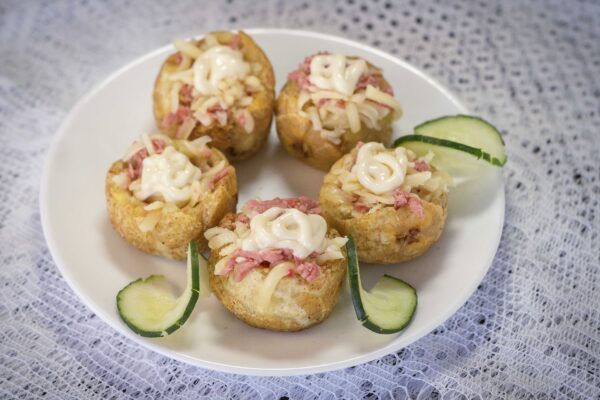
(0, 0), (599, 398)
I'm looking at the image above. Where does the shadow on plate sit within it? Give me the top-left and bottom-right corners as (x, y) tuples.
(100, 217), (183, 283)
(234, 138), (326, 200)
(448, 167), (503, 219)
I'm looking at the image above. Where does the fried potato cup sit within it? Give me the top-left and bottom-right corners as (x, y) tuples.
(153, 31), (275, 161)
(106, 142), (237, 260)
(276, 54), (398, 171)
(207, 213), (347, 332)
(276, 80), (393, 171)
(319, 147), (449, 264)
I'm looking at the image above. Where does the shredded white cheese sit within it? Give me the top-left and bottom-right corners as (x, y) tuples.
(365, 85), (401, 116)
(174, 39), (203, 59)
(293, 53), (401, 144)
(256, 262), (294, 312)
(332, 143), (452, 210)
(192, 46), (250, 95)
(204, 205), (348, 273)
(121, 134), (172, 162)
(168, 37), (261, 133)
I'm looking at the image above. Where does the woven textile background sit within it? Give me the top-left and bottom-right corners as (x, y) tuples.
(1, 0), (599, 398)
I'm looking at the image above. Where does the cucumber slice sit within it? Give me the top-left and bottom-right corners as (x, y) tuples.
(346, 237), (418, 334)
(410, 114), (506, 167)
(414, 115), (506, 165)
(116, 241), (207, 337)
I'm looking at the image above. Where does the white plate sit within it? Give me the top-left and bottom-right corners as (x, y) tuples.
(41, 29), (504, 376)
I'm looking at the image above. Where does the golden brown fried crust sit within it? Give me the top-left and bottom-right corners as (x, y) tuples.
(153, 31), (276, 161)
(105, 149), (237, 260)
(319, 152), (448, 264)
(275, 65), (394, 171)
(207, 213), (347, 331)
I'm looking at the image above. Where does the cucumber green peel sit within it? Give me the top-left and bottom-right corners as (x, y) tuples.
(395, 135), (505, 167)
(346, 237), (418, 334)
(395, 114), (507, 168)
(116, 241), (207, 338)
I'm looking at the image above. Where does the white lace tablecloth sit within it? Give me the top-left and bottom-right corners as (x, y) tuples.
(1, 0), (599, 398)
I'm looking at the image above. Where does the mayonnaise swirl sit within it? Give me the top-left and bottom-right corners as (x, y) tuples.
(193, 45), (250, 95)
(352, 142), (408, 194)
(241, 207), (327, 259)
(308, 53), (367, 96)
(133, 146), (202, 204)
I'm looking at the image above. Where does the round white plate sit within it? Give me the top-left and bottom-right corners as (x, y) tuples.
(41, 29), (504, 376)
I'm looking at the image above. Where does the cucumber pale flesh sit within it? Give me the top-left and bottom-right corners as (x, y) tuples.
(116, 241), (206, 337)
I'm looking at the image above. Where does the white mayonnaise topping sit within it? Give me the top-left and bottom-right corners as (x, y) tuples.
(352, 142), (409, 194)
(241, 207), (327, 259)
(133, 146), (202, 204)
(193, 45), (250, 95)
(308, 53), (367, 96)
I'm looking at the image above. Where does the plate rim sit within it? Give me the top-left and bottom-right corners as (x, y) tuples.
(40, 28), (505, 376)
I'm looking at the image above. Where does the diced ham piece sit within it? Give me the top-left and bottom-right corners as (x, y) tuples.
(393, 189), (424, 217)
(227, 249), (262, 282)
(152, 139), (166, 153)
(261, 248), (294, 265)
(230, 34), (241, 49)
(208, 167), (230, 191)
(132, 148), (149, 164)
(224, 246), (322, 283)
(295, 261), (320, 282)
(236, 112), (246, 126)
(287, 70), (310, 89)
(287, 51), (330, 89)
(244, 197), (322, 215)
(233, 260), (261, 282)
(128, 149), (148, 180)
(208, 103), (226, 114)
(300, 51), (329, 73)
(179, 84), (194, 104)
(177, 107), (192, 119)
(300, 55), (313, 74)
(393, 189), (410, 208)
(127, 162), (136, 181)
(356, 74), (379, 91)
(174, 51), (183, 65)
(127, 139), (166, 181)
(414, 160), (431, 172)
(407, 197), (424, 218)
(353, 202), (369, 213)
(198, 147), (213, 158)
(161, 106), (191, 129)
